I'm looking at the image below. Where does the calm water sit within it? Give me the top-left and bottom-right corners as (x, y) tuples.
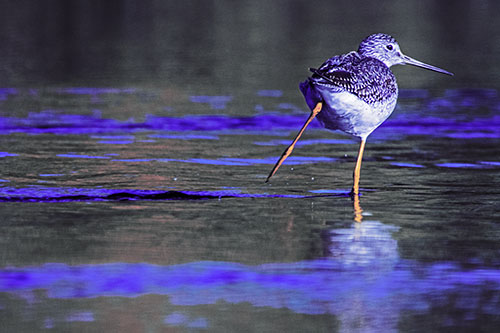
(1, 1), (500, 332)
(1, 86), (499, 332)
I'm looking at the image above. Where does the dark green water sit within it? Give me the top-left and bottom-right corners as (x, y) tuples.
(1, 1), (500, 332)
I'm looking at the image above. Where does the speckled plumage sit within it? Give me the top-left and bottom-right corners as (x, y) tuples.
(310, 53), (398, 106)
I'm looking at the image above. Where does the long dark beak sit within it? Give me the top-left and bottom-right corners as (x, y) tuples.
(401, 54), (454, 76)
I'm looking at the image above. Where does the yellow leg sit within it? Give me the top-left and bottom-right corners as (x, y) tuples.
(351, 138), (366, 195)
(266, 102), (323, 182)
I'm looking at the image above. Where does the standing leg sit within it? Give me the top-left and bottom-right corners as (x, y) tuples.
(351, 138), (366, 195)
(266, 102), (322, 182)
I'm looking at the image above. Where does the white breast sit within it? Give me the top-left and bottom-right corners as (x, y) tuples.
(316, 90), (397, 139)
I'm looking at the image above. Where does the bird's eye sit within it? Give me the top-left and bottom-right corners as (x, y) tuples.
(386, 44), (393, 51)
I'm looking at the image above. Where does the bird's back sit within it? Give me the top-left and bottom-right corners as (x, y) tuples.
(310, 51), (398, 106)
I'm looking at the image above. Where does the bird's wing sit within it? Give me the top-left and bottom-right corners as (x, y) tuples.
(309, 53), (397, 105)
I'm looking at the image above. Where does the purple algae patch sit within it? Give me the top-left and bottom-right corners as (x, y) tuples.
(0, 112), (322, 135)
(143, 113), (321, 133)
(0, 186), (312, 203)
(91, 135), (135, 139)
(164, 312), (189, 326)
(57, 154), (110, 159)
(0, 88), (18, 100)
(435, 163), (484, 169)
(377, 114), (500, 140)
(66, 311), (95, 322)
(174, 158), (249, 166)
(254, 138), (354, 146)
(1, 259), (500, 317)
(56, 87), (136, 95)
(98, 140), (134, 144)
(112, 156), (336, 166)
(92, 135), (135, 144)
(398, 89), (430, 99)
(196, 156), (336, 166)
(0, 152), (18, 157)
(0, 111), (128, 135)
(2, 93), (499, 141)
(111, 158), (154, 162)
(309, 189), (350, 195)
(257, 90), (283, 97)
(190, 95), (233, 110)
(390, 162), (425, 168)
(479, 161), (500, 166)
(444, 132), (500, 139)
(149, 134), (219, 140)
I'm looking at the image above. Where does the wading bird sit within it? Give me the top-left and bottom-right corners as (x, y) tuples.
(266, 33), (453, 195)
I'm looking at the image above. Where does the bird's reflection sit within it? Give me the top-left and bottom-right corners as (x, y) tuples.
(2, 199), (500, 331)
(353, 194), (363, 223)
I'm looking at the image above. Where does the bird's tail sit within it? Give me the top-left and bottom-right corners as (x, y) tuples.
(299, 78), (322, 112)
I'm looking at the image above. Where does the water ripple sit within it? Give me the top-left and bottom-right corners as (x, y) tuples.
(0, 186), (323, 202)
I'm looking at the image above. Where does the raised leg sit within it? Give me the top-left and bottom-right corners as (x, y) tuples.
(266, 102), (323, 182)
(351, 138), (366, 195)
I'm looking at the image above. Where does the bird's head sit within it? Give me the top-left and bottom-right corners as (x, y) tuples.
(358, 33), (453, 75)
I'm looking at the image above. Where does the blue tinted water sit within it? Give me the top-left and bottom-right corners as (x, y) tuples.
(1, 86), (500, 331)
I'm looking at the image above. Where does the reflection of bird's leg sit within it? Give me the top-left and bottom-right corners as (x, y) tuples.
(266, 102), (323, 182)
(353, 192), (363, 223)
(351, 138), (366, 195)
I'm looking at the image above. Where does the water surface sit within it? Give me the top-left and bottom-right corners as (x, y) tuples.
(2, 1), (500, 331)
(1, 86), (500, 332)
